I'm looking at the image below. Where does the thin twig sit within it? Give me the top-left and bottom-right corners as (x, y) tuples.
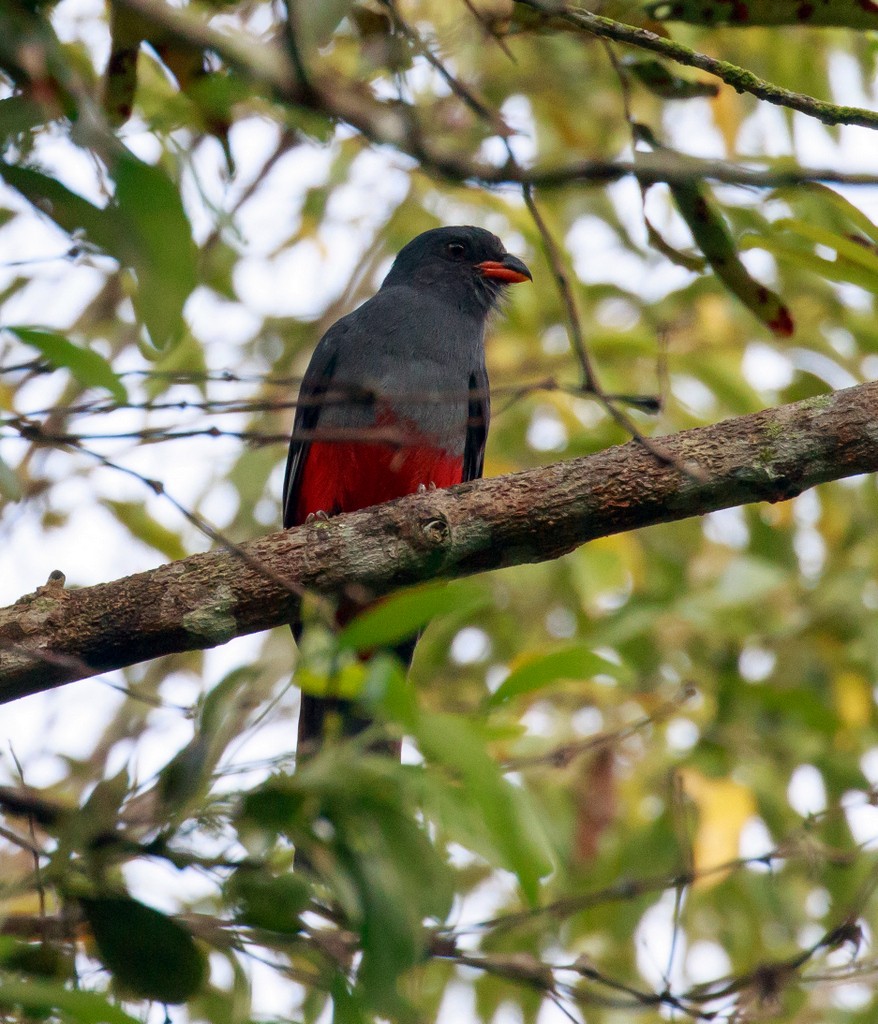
(522, 185), (698, 475)
(73, 442), (322, 612)
(387, 0), (513, 137)
(504, 683), (696, 770)
(0, 822), (42, 856)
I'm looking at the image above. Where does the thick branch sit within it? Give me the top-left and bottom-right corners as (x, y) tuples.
(2, 382), (878, 703)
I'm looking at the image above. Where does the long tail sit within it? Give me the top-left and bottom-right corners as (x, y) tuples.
(296, 692), (373, 753)
(295, 634), (417, 759)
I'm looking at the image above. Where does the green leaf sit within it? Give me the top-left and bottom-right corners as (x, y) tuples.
(745, 234), (878, 293)
(336, 803), (446, 1009)
(0, 156), (197, 349)
(0, 163), (118, 253)
(78, 767), (131, 845)
(488, 645), (623, 708)
(0, 95), (55, 142)
(240, 784), (302, 833)
(158, 667), (259, 813)
(329, 972), (371, 1024)
(0, 976), (140, 1024)
(111, 153), (197, 348)
(338, 581), (489, 652)
(156, 734), (211, 813)
(7, 327), (126, 403)
(241, 753), (453, 1012)
(80, 895), (205, 1004)
(294, 0), (356, 50)
(670, 181), (794, 337)
(363, 653), (416, 724)
(0, 450), (22, 501)
(623, 58), (718, 99)
(774, 218), (878, 278)
(0, 940), (71, 979)
(410, 712), (553, 902)
(198, 665), (257, 735)
(779, 183), (878, 247)
(104, 499), (186, 561)
(226, 868), (310, 933)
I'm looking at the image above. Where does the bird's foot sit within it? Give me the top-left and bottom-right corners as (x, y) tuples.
(416, 482), (438, 493)
(305, 510), (331, 523)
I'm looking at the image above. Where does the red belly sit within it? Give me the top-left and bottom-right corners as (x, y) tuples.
(294, 440), (464, 524)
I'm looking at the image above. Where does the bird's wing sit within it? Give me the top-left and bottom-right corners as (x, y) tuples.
(282, 329), (340, 529)
(463, 364), (490, 482)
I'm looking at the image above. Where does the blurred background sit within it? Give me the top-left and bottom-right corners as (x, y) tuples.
(3, 0), (878, 1020)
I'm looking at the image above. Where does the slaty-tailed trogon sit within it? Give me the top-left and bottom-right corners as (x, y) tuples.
(283, 226), (532, 752)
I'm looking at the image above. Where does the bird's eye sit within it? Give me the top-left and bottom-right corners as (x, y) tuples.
(446, 242), (466, 258)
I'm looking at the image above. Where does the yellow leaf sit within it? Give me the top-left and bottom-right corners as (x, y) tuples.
(710, 81), (743, 155)
(681, 768), (756, 884)
(296, 662), (367, 700)
(832, 670), (872, 730)
(594, 533), (647, 589)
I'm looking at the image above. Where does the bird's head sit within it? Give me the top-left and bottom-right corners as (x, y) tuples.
(382, 225), (532, 313)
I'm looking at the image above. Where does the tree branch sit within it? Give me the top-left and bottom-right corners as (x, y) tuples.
(3, 381), (878, 703)
(517, 0), (878, 131)
(646, 0), (878, 30)
(109, 0), (878, 179)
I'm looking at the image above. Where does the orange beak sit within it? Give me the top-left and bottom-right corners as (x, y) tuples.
(476, 254), (532, 284)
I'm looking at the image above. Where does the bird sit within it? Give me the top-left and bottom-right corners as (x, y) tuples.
(283, 225), (532, 753)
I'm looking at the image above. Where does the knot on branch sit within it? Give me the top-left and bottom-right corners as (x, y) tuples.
(419, 515), (451, 547)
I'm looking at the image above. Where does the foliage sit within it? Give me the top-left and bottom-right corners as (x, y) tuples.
(1, 0), (878, 1022)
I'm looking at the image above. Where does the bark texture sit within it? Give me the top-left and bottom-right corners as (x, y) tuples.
(2, 381), (878, 704)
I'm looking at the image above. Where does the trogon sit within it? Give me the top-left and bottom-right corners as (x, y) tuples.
(283, 225), (532, 752)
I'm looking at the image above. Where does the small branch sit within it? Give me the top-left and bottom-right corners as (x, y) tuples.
(0, 823), (43, 856)
(521, 187), (599, 393)
(505, 683), (696, 770)
(0, 784), (68, 826)
(387, 1), (513, 137)
(516, 0), (878, 131)
(0, 913), (80, 941)
(521, 186), (684, 471)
